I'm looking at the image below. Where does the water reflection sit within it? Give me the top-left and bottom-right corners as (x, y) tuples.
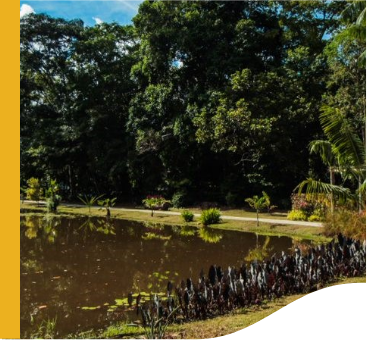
(245, 235), (273, 262)
(21, 215), (294, 337)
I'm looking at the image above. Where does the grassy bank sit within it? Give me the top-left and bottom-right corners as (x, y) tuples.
(65, 276), (365, 339)
(20, 202), (329, 243)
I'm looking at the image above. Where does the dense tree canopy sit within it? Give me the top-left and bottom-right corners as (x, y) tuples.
(20, 0), (365, 208)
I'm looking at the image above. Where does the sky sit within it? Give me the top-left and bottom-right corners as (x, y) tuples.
(20, 0), (143, 26)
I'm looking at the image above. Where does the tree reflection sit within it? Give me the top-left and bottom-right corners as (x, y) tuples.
(245, 235), (273, 262)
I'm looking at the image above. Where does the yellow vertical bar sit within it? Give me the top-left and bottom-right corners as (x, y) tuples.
(0, 0), (20, 338)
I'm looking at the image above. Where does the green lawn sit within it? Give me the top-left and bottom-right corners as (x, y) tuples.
(21, 202), (329, 243)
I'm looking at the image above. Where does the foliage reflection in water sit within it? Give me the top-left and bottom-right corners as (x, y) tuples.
(21, 215), (294, 337)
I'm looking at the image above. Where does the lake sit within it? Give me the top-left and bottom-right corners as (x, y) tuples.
(20, 215), (296, 337)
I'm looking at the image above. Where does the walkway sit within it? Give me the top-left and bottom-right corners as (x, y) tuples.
(22, 200), (323, 227)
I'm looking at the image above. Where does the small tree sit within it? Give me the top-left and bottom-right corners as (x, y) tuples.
(26, 178), (43, 206)
(142, 195), (169, 217)
(98, 197), (116, 218)
(245, 194), (267, 227)
(46, 179), (61, 213)
(78, 194), (105, 214)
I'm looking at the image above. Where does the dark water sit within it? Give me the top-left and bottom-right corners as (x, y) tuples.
(20, 215), (295, 337)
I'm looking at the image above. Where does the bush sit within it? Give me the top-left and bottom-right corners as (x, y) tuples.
(171, 191), (188, 208)
(46, 179), (61, 213)
(323, 209), (366, 241)
(308, 214), (323, 222)
(200, 208), (221, 226)
(181, 210), (194, 223)
(26, 178), (43, 204)
(287, 210), (308, 221)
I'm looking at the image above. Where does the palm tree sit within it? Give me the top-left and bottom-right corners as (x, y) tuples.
(245, 194), (268, 227)
(340, 0), (366, 65)
(297, 106), (365, 212)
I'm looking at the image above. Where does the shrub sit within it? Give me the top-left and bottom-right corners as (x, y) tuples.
(200, 208), (221, 226)
(142, 195), (170, 216)
(181, 210), (194, 223)
(98, 197), (117, 218)
(171, 191), (188, 208)
(26, 178), (43, 205)
(323, 209), (366, 241)
(291, 193), (314, 215)
(287, 210), (308, 221)
(45, 179), (61, 213)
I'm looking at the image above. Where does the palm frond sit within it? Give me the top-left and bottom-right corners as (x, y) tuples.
(357, 179), (366, 195)
(295, 178), (352, 201)
(320, 106), (365, 168)
(356, 7), (366, 26)
(309, 140), (336, 166)
(341, 1), (366, 24)
(358, 49), (366, 66)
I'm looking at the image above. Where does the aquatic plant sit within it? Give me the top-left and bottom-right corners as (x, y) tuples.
(26, 178), (43, 206)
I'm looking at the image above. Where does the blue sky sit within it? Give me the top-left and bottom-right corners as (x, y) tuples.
(20, 1), (143, 26)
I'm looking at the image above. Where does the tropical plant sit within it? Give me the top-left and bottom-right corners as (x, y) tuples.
(181, 210), (194, 223)
(340, 0), (366, 65)
(140, 297), (179, 339)
(262, 191), (277, 214)
(45, 179), (61, 213)
(296, 106), (366, 212)
(200, 208), (221, 226)
(25, 177), (43, 206)
(142, 195), (169, 217)
(78, 194), (105, 214)
(98, 197), (116, 218)
(245, 194), (267, 227)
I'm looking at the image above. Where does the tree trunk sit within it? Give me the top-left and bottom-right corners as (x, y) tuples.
(330, 167), (335, 213)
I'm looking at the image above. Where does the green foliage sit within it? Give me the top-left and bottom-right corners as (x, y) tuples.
(98, 197), (117, 217)
(262, 191), (277, 214)
(78, 194), (105, 214)
(287, 210), (308, 221)
(200, 208), (221, 226)
(25, 178), (43, 204)
(245, 193), (268, 226)
(142, 196), (170, 216)
(181, 210), (194, 223)
(323, 209), (366, 241)
(141, 305), (179, 339)
(171, 191), (188, 208)
(30, 318), (57, 339)
(308, 214), (322, 222)
(45, 179), (61, 213)
(20, 3), (364, 209)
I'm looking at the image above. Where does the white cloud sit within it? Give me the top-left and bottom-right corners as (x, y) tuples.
(92, 17), (103, 25)
(20, 4), (35, 18)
